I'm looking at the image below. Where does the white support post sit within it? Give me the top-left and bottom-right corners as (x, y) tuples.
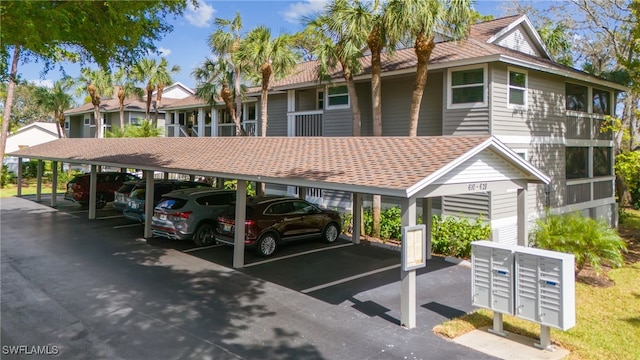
(423, 198), (432, 260)
(298, 186), (307, 200)
(144, 172), (154, 239)
(233, 180), (247, 268)
(51, 161), (58, 207)
(89, 165), (97, 219)
(36, 160), (43, 202)
(352, 193), (362, 245)
(17, 158), (23, 197)
(198, 108), (205, 137)
(287, 90), (295, 136)
(535, 325), (554, 351)
(517, 187), (528, 246)
(489, 312), (508, 337)
(212, 108), (218, 137)
(400, 196), (417, 329)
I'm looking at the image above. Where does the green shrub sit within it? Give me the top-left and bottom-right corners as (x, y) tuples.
(379, 206), (402, 240)
(339, 211), (353, 234)
(431, 215), (492, 258)
(615, 150), (640, 208)
(22, 160), (39, 178)
(1, 165), (16, 188)
(529, 212), (627, 277)
(223, 179), (256, 196)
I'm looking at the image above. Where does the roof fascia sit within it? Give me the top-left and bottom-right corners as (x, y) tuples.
(486, 15), (552, 59)
(499, 55), (629, 92)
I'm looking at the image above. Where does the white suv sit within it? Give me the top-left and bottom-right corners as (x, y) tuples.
(151, 188), (235, 246)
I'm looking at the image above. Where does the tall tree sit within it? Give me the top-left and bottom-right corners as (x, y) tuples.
(209, 12), (246, 136)
(112, 67), (143, 130)
(132, 58), (180, 126)
(2, 81), (53, 131)
(34, 78), (75, 137)
(306, 0), (369, 136)
(237, 26), (299, 137)
(192, 57), (237, 130)
(76, 68), (113, 138)
(385, 0), (473, 137)
(0, 0), (190, 159)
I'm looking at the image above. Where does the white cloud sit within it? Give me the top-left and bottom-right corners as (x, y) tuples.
(158, 47), (172, 57)
(27, 79), (54, 88)
(184, 0), (215, 28)
(281, 0), (328, 24)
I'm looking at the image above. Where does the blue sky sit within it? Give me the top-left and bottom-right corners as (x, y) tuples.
(21, 0), (522, 91)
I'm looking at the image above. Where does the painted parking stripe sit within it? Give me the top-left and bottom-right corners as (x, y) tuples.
(300, 264), (401, 294)
(113, 223), (142, 229)
(243, 243), (354, 268)
(182, 244), (225, 253)
(97, 215), (125, 220)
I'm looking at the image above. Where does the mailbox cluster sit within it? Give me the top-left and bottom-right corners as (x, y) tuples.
(471, 240), (576, 331)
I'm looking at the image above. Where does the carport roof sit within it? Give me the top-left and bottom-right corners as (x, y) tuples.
(9, 136), (549, 198)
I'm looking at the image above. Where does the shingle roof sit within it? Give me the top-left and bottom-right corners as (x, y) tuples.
(9, 136), (548, 197)
(64, 98), (150, 115)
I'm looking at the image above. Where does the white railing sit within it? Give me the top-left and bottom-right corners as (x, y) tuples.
(288, 110), (323, 137)
(217, 121), (257, 137)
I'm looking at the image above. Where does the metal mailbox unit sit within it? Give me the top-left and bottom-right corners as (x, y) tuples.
(471, 241), (576, 351)
(471, 240), (514, 335)
(515, 247), (575, 350)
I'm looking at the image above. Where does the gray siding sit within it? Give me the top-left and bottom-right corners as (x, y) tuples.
(441, 193), (490, 219)
(356, 82), (373, 136)
(265, 93), (288, 136)
(443, 107), (490, 135)
(491, 192), (516, 220)
(491, 63), (565, 138)
(324, 107), (353, 136)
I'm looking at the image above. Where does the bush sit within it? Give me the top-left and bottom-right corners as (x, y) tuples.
(615, 150), (640, 208)
(431, 215), (492, 258)
(1, 165), (16, 188)
(529, 212), (627, 276)
(223, 179), (256, 196)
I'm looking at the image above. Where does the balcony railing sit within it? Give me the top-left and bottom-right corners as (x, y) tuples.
(288, 110), (323, 137)
(217, 121), (257, 137)
(565, 112), (612, 140)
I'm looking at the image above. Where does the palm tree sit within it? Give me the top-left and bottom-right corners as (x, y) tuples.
(132, 58), (180, 126)
(112, 67), (143, 130)
(237, 26), (299, 137)
(307, 0), (369, 136)
(385, 0), (474, 136)
(208, 12), (245, 136)
(34, 77), (74, 138)
(76, 68), (113, 138)
(192, 57), (238, 131)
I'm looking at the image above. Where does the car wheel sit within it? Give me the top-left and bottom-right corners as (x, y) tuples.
(96, 193), (107, 209)
(322, 222), (340, 243)
(256, 233), (278, 257)
(193, 223), (216, 247)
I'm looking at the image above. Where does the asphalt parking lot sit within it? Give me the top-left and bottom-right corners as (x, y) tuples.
(1, 194), (497, 359)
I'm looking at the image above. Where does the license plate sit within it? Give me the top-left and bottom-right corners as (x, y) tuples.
(223, 224), (232, 232)
(128, 202), (138, 209)
(159, 214), (167, 220)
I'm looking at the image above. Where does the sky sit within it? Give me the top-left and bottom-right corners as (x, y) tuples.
(20, 0), (523, 91)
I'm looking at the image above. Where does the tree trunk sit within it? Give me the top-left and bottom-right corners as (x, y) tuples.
(341, 63), (361, 136)
(56, 112), (65, 138)
(260, 62), (272, 137)
(94, 105), (102, 138)
(118, 86), (125, 129)
(154, 84), (164, 128)
(409, 34), (435, 137)
(368, 33), (383, 238)
(0, 47), (20, 160)
(145, 84), (153, 121)
(234, 66), (245, 136)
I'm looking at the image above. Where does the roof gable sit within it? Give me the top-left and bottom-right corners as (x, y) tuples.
(485, 15), (551, 59)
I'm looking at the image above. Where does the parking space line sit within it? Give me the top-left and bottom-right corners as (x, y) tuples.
(243, 243), (354, 268)
(113, 223), (142, 229)
(182, 244), (225, 253)
(96, 215), (124, 220)
(300, 264), (401, 294)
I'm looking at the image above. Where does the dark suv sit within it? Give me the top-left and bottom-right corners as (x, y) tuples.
(64, 172), (140, 209)
(215, 196), (341, 257)
(122, 180), (211, 222)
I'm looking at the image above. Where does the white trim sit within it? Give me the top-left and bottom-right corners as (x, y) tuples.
(325, 84), (350, 109)
(507, 67), (528, 110)
(447, 64), (488, 109)
(495, 135), (565, 145)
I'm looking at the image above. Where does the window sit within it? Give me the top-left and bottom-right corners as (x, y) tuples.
(84, 118), (91, 125)
(327, 85), (349, 107)
(508, 68), (527, 108)
(566, 83), (588, 112)
(566, 147), (589, 179)
(317, 90), (324, 110)
(265, 202), (293, 215)
(593, 147), (612, 176)
(64, 121), (70, 129)
(449, 66), (486, 107)
(246, 103), (256, 121)
(592, 88), (610, 115)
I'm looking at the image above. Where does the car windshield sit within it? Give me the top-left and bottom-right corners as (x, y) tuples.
(156, 198), (188, 210)
(130, 189), (145, 200)
(116, 183), (138, 193)
(220, 204), (255, 218)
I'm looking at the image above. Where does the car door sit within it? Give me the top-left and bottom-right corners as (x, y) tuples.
(264, 201), (300, 239)
(291, 200), (324, 236)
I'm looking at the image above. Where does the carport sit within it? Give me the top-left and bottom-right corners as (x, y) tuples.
(9, 135), (549, 329)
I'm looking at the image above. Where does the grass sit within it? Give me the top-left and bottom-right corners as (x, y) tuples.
(433, 208), (640, 360)
(0, 183), (64, 198)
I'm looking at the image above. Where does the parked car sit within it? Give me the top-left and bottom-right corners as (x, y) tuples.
(113, 180), (141, 211)
(64, 172), (140, 209)
(151, 188), (236, 246)
(122, 180), (211, 222)
(215, 196), (341, 257)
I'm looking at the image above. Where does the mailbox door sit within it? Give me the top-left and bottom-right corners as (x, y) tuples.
(515, 253), (539, 322)
(539, 257), (563, 328)
(491, 248), (513, 314)
(471, 245), (492, 309)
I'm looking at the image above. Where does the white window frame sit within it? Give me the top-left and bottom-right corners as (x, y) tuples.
(84, 118), (91, 126)
(316, 88), (325, 110)
(447, 64), (488, 109)
(325, 84), (350, 109)
(64, 121), (70, 129)
(507, 67), (527, 110)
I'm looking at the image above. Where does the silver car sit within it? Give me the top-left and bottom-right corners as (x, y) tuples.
(151, 188), (236, 246)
